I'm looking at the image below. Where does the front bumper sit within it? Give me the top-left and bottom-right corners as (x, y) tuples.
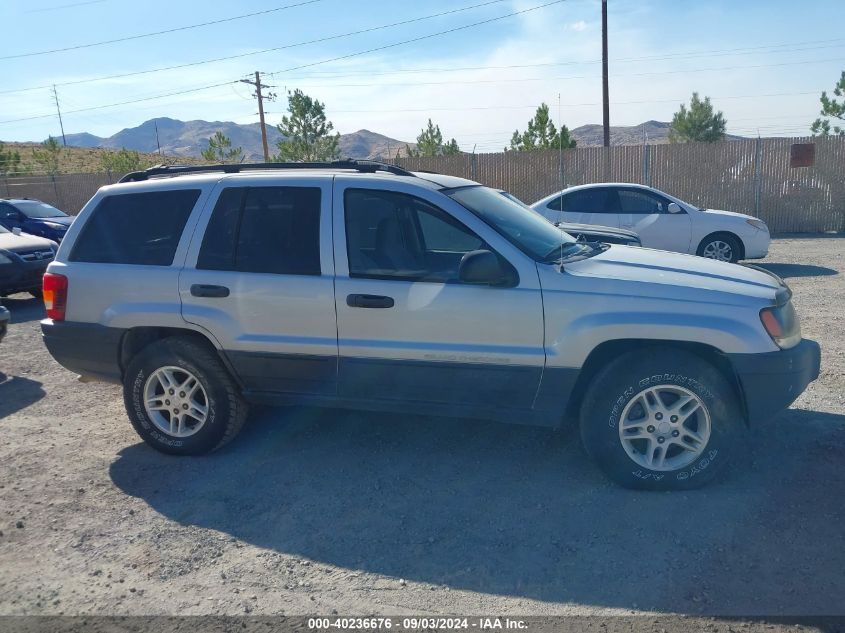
(728, 338), (821, 424)
(742, 228), (770, 260)
(0, 259), (50, 294)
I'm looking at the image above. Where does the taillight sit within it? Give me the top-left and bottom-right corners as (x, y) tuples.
(43, 273), (68, 321)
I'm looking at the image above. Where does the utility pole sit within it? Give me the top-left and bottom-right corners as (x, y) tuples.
(154, 121), (162, 157)
(239, 71), (275, 162)
(51, 85), (67, 146)
(601, 0), (610, 147)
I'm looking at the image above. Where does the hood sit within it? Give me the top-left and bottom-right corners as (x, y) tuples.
(557, 222), (638, 238)
(700, 207), (755, 221)
(0, 231), (57, 252)
(27, 215), (73, 227)
(561, 245), (781, 302)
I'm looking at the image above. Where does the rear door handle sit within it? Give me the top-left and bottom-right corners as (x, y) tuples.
(346, 294), (394, 309)
(190, 284), (230, 298)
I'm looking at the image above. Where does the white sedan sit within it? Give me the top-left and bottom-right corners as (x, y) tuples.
(532, 183), (770, 262)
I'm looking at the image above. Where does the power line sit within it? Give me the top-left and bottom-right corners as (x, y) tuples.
(0, 0), (563, 125)
(263, 0), (568, 77)
(24, 0), (107, 13)
(0, 82), (236, 125)
(3, 29), (842, 97)
(273, 56), (845, 90)
(4, 88), (819, 127)
(228, 38), (845, 81)
(2, 0), (326, 60)
(0, 0), (512, 95)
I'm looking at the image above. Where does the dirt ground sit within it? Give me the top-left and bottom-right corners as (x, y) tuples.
(0, 237), (843, 624)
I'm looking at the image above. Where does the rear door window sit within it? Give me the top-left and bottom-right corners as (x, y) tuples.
(70, 189), (200, 265)
(197, 186), (321, 275)
(563, 188), (618, 213)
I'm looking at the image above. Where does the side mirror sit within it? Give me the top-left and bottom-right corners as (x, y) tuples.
(667, 202), (682, 214)
(459, 249), (513, 286)
(12, 227), (22, 236)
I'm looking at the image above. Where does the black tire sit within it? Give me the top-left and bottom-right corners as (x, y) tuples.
(123, 336), (248, 455)
(579, 348), (744, 490)
(697, 233), (742, 263)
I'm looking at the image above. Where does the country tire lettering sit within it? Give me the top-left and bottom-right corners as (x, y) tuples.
(580, 347), (744, 490)
(122, 336), (248, 456)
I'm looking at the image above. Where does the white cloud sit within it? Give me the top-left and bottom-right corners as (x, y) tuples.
(569, 20), (588, 31)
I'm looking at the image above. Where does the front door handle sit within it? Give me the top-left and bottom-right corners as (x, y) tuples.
(190, 284), (230, 298)
(346, 294), (394, 309)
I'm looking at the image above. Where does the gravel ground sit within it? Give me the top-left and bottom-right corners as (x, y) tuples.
(0, 237), (843, 624)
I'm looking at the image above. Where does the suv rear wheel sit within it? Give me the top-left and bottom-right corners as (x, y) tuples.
(579, 348), (744, 490)
(123, 336), (248, 455)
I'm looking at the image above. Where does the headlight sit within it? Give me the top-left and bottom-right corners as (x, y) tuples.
(760, 300), (801, 349)
(0, 252), (12, 265)
(746, 218), (768, 231)
(43, 222), (67, 231)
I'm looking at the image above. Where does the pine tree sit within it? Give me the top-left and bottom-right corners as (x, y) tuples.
(509, 104), (576, 151)
(201, 132), (244, 163)
(811, 71), (845, 137)
(274, 90), (340, 161)
(407, 119), (461, 157)
(669, 93), (727, 143)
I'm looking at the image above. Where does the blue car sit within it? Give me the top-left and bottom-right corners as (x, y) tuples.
(0, 198), (73, 243)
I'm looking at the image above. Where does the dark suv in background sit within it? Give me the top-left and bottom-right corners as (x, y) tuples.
(0, 198), (73, 243)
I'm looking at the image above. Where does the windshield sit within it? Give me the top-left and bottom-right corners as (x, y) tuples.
(14, 201), (68, 219)
(446, 186), (577, 261)
(0, 224), (8, 234)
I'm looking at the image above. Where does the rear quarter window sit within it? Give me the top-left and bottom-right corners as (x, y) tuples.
(70, 190), (200, 265)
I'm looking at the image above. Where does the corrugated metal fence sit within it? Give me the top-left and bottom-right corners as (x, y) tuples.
(2, 137), (843, 233)
(395, 136), (845, 234)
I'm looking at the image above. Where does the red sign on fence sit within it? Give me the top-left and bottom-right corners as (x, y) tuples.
(790, 143), (815, 168)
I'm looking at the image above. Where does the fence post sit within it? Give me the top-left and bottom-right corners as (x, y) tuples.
(471, 152), (477, 182)
(642, 144), (651, 186)
(51, 174), (61, 208)
(754, 136), (763, 217)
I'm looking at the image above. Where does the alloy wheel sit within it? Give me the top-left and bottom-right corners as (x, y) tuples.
(702, 240), (733, 261)
(143, 366), (209, 438)
(618, 385), (712, 471)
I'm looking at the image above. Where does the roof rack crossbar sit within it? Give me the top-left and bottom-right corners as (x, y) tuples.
(118, 159), (415, 183)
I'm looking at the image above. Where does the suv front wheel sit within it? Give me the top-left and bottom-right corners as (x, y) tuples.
(123, 336), (248, 455)
(579, 348), (744, 490)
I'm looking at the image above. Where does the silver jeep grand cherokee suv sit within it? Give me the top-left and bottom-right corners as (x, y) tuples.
(41, 161), (820, 490)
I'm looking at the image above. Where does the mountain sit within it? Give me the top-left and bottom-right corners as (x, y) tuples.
(571, 120), (672, 146)
(54, 117), (746, 158)
(569, 120), (744, 146)
(61, 118), (414, 161)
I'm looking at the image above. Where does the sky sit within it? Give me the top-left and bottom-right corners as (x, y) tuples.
(1, 0), (843, 150)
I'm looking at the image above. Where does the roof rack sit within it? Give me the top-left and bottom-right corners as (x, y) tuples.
(118, 159), (416, 183)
